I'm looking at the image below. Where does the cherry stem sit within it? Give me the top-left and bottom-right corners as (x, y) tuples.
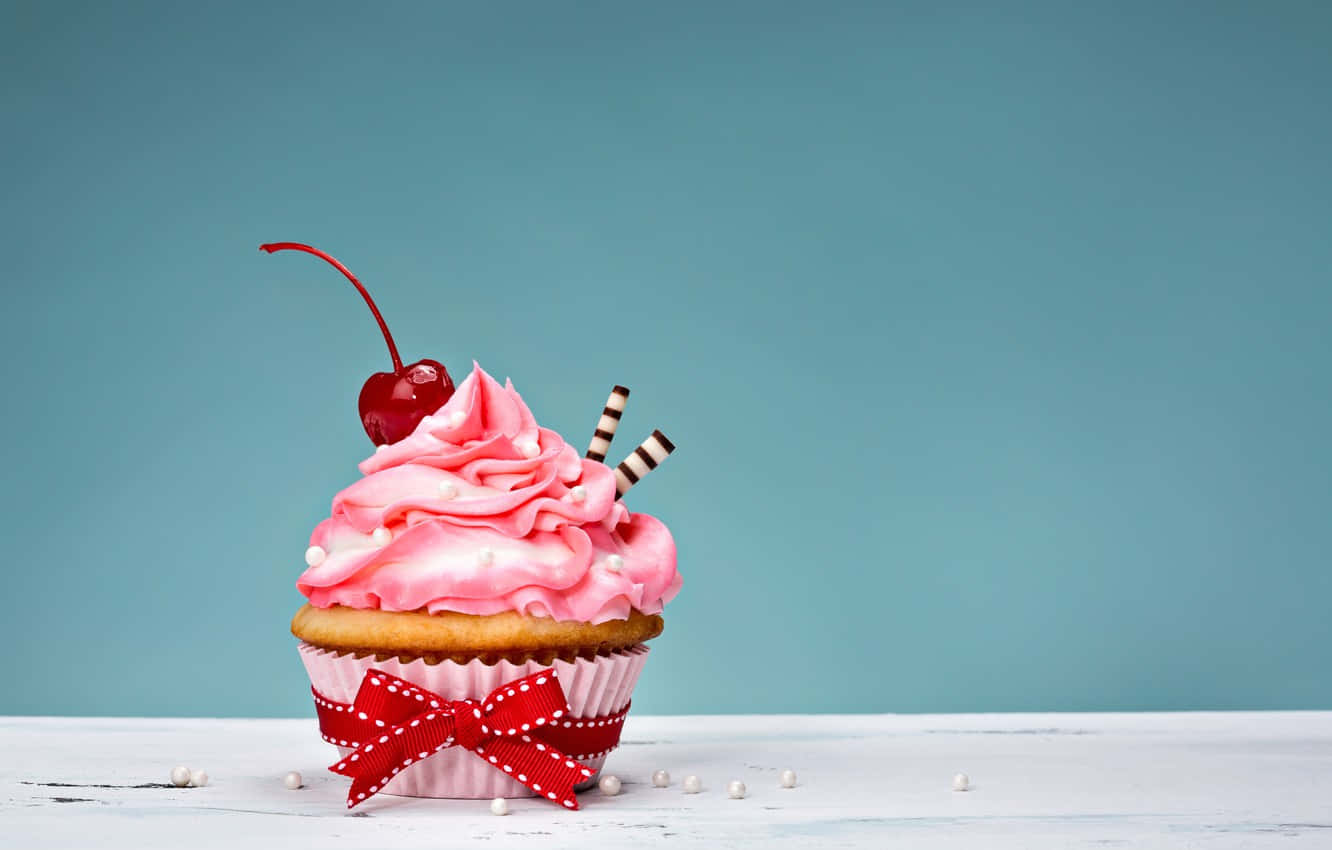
(260, 242), (404, 372)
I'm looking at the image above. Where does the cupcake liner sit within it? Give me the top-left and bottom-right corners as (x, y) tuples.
(297, 641), (649, 799)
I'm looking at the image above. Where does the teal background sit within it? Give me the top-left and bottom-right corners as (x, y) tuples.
(2, 1), (1330, 717)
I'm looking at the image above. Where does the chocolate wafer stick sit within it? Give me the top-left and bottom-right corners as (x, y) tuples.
(586, 385), (630, 463)
(614, 430), (675, 499)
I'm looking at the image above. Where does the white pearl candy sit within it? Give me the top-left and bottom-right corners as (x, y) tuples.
(519, 440), (540, 458)
(170, 765), (191, 787)
(372, 527), (391, 546)
(652, 769), (670, 788)
(569, 485), (587, 503)
(283, 771), (302, 790)
(598, 775), (621, 796)
(189, 769), (209, 788)
(953, 772), (970, 792)
(780, 769), (797, 788)
(605, 554), (624, 573)
(375, 444), (388, 453)
(727, 779), (746, 799)
(682, 775), (701, 794)
(478, 547), (495, 566)
(304, 545), (326, 567)
(489, 797), (509, 816)
(438, 481), (459, 499)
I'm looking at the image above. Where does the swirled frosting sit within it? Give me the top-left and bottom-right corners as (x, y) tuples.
(297, 364), (680, 624)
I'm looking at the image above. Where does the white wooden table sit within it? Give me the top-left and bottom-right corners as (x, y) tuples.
(3, 713), (1330, 848)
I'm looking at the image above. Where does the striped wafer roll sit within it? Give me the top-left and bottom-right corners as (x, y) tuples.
(614, 430), (676, 499)
(586, 385), (630, 463)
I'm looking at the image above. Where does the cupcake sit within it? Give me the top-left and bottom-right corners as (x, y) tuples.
(268, 242), (682, 810)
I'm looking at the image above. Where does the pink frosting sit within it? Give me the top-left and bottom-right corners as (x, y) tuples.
(297, 364), (680, 624)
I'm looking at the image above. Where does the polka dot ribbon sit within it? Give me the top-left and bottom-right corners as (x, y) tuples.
(312, 668), (629, 810)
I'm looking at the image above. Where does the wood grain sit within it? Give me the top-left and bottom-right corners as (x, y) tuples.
(3, 712), (1330, 848)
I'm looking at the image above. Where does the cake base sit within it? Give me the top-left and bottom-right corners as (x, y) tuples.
(291, 604), (662, 663)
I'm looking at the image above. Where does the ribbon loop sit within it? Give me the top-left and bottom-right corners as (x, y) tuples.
(476, 671), (569, 739)
(353, 672), (450, 727)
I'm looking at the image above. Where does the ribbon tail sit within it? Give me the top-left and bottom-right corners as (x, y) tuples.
(344, 774), (380, 810)
(479, 737), (593, 810)
(338, 714), (463, 809)
(329, 739), (399, 809)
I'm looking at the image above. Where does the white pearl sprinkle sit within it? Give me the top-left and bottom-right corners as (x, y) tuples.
(780, 769), (797, 788)
(283, 771), (303, 790)
(605, 554), (624, 573)
(652, 769), (670, 788)
(372, 527), (392, 546)
(448, 411), (466, 428)
(478, 547), (495, 566)
(438, 481), (459, 499)
(953, 772), (970, 792)
(189, 769), (209, 788)
(519, 440), (540, 458)
(598, 775), (621, 796)
(170, 765), (191, 787)
(304, 545), (326, 567)
(489, 797), (509, 816)
(727, 780), (746, 799)
(375, 444), (388, 453)
(683, 774), (701, 794)
(569, 485), (587, 504)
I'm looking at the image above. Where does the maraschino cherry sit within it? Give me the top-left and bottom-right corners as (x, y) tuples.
(260, 242), (454, 446)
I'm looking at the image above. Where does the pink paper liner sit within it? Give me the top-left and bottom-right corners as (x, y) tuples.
(297, 642), (650, 799)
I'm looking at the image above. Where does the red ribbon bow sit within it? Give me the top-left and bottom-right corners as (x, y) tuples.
(316, 668), (619, 810)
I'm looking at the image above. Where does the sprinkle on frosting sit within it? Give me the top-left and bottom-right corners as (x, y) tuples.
(297, 363), (680, 624)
